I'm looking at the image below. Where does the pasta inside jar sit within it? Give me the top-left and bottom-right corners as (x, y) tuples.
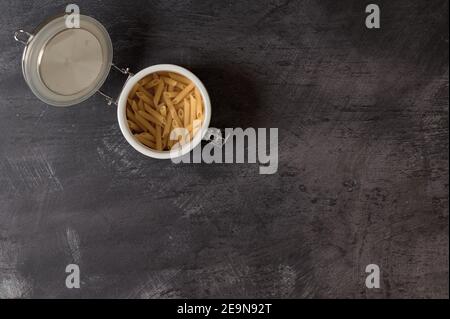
(125, 71), (204, 151)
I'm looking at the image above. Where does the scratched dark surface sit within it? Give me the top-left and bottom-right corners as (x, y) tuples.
(0, 0), (448, 299)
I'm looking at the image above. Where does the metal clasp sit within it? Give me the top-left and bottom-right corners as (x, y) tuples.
(98, 64), (134, 106)
(14, 30), (33, 45)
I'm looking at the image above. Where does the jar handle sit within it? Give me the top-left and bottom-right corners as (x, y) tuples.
(14, 30), (33, 45)
(97, 64), (134, 106)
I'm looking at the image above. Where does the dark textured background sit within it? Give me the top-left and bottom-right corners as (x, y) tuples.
(0, 0), (448, 298)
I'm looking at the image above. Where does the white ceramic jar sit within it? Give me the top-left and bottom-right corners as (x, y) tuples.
(14, 15), (211, 159)
(117, 64), (211, 159)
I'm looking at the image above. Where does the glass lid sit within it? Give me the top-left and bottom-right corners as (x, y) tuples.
(21, 15), (113, 107)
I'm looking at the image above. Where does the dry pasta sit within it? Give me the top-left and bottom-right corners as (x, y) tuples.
(143, 104), (166, 125)
(173, 82), (195, 105)
(153, 80), (165, 106)
(126, 71), (205, 151)
(190, 95), (196, 126)
(164, 93), (183, 128)
(183, 99), (190, 127)
(155, 125), (162, 151)
(169, 72), (191, 85)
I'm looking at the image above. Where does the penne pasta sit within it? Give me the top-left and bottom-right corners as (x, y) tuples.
(128, 120), (142, 133)
(196, 107), (203, 119)
(162, 76), (178, 87)
(129, 85), (138, 98)
(131, 114), (147, 132)
(169, 72), (191, 85)
(192, 123), (200, 137)
(138, 110), (164, 127)
(190, 95), (196, 127)
(136, 91), (154, 106)
(178, 108), (184, 121)
(162, 111), (172, 138)
(139, 132), (155, 142)
(163, 93), (183, 128)
(127, 107), (136, 122)
(195, 88), (203, 119)
(131, 100), (139, 113)
(183, 99), (190, 127)
(135, 134), (156, 149)
(135, 112), (156, 135)
(174, 101), (184, 110)
(175, 82), (186, 90)
(168, 137), (175, 149)
(137, 83), (154, 99)
(155, 125), (162, 151)
(144, 78), (160, 89)
(139, 76), (152, 86)
(153, 80), (165, 106)
(138, 99), (144, 111)
(127, 71), (204, 151)
(163, 122), (171, 148)
(144, 103), (166, 125)
(191, 119), (202, 137)
(164, 92), (177, 98)
(159, 104), (167, 117)
(173, 82), (195, 105)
